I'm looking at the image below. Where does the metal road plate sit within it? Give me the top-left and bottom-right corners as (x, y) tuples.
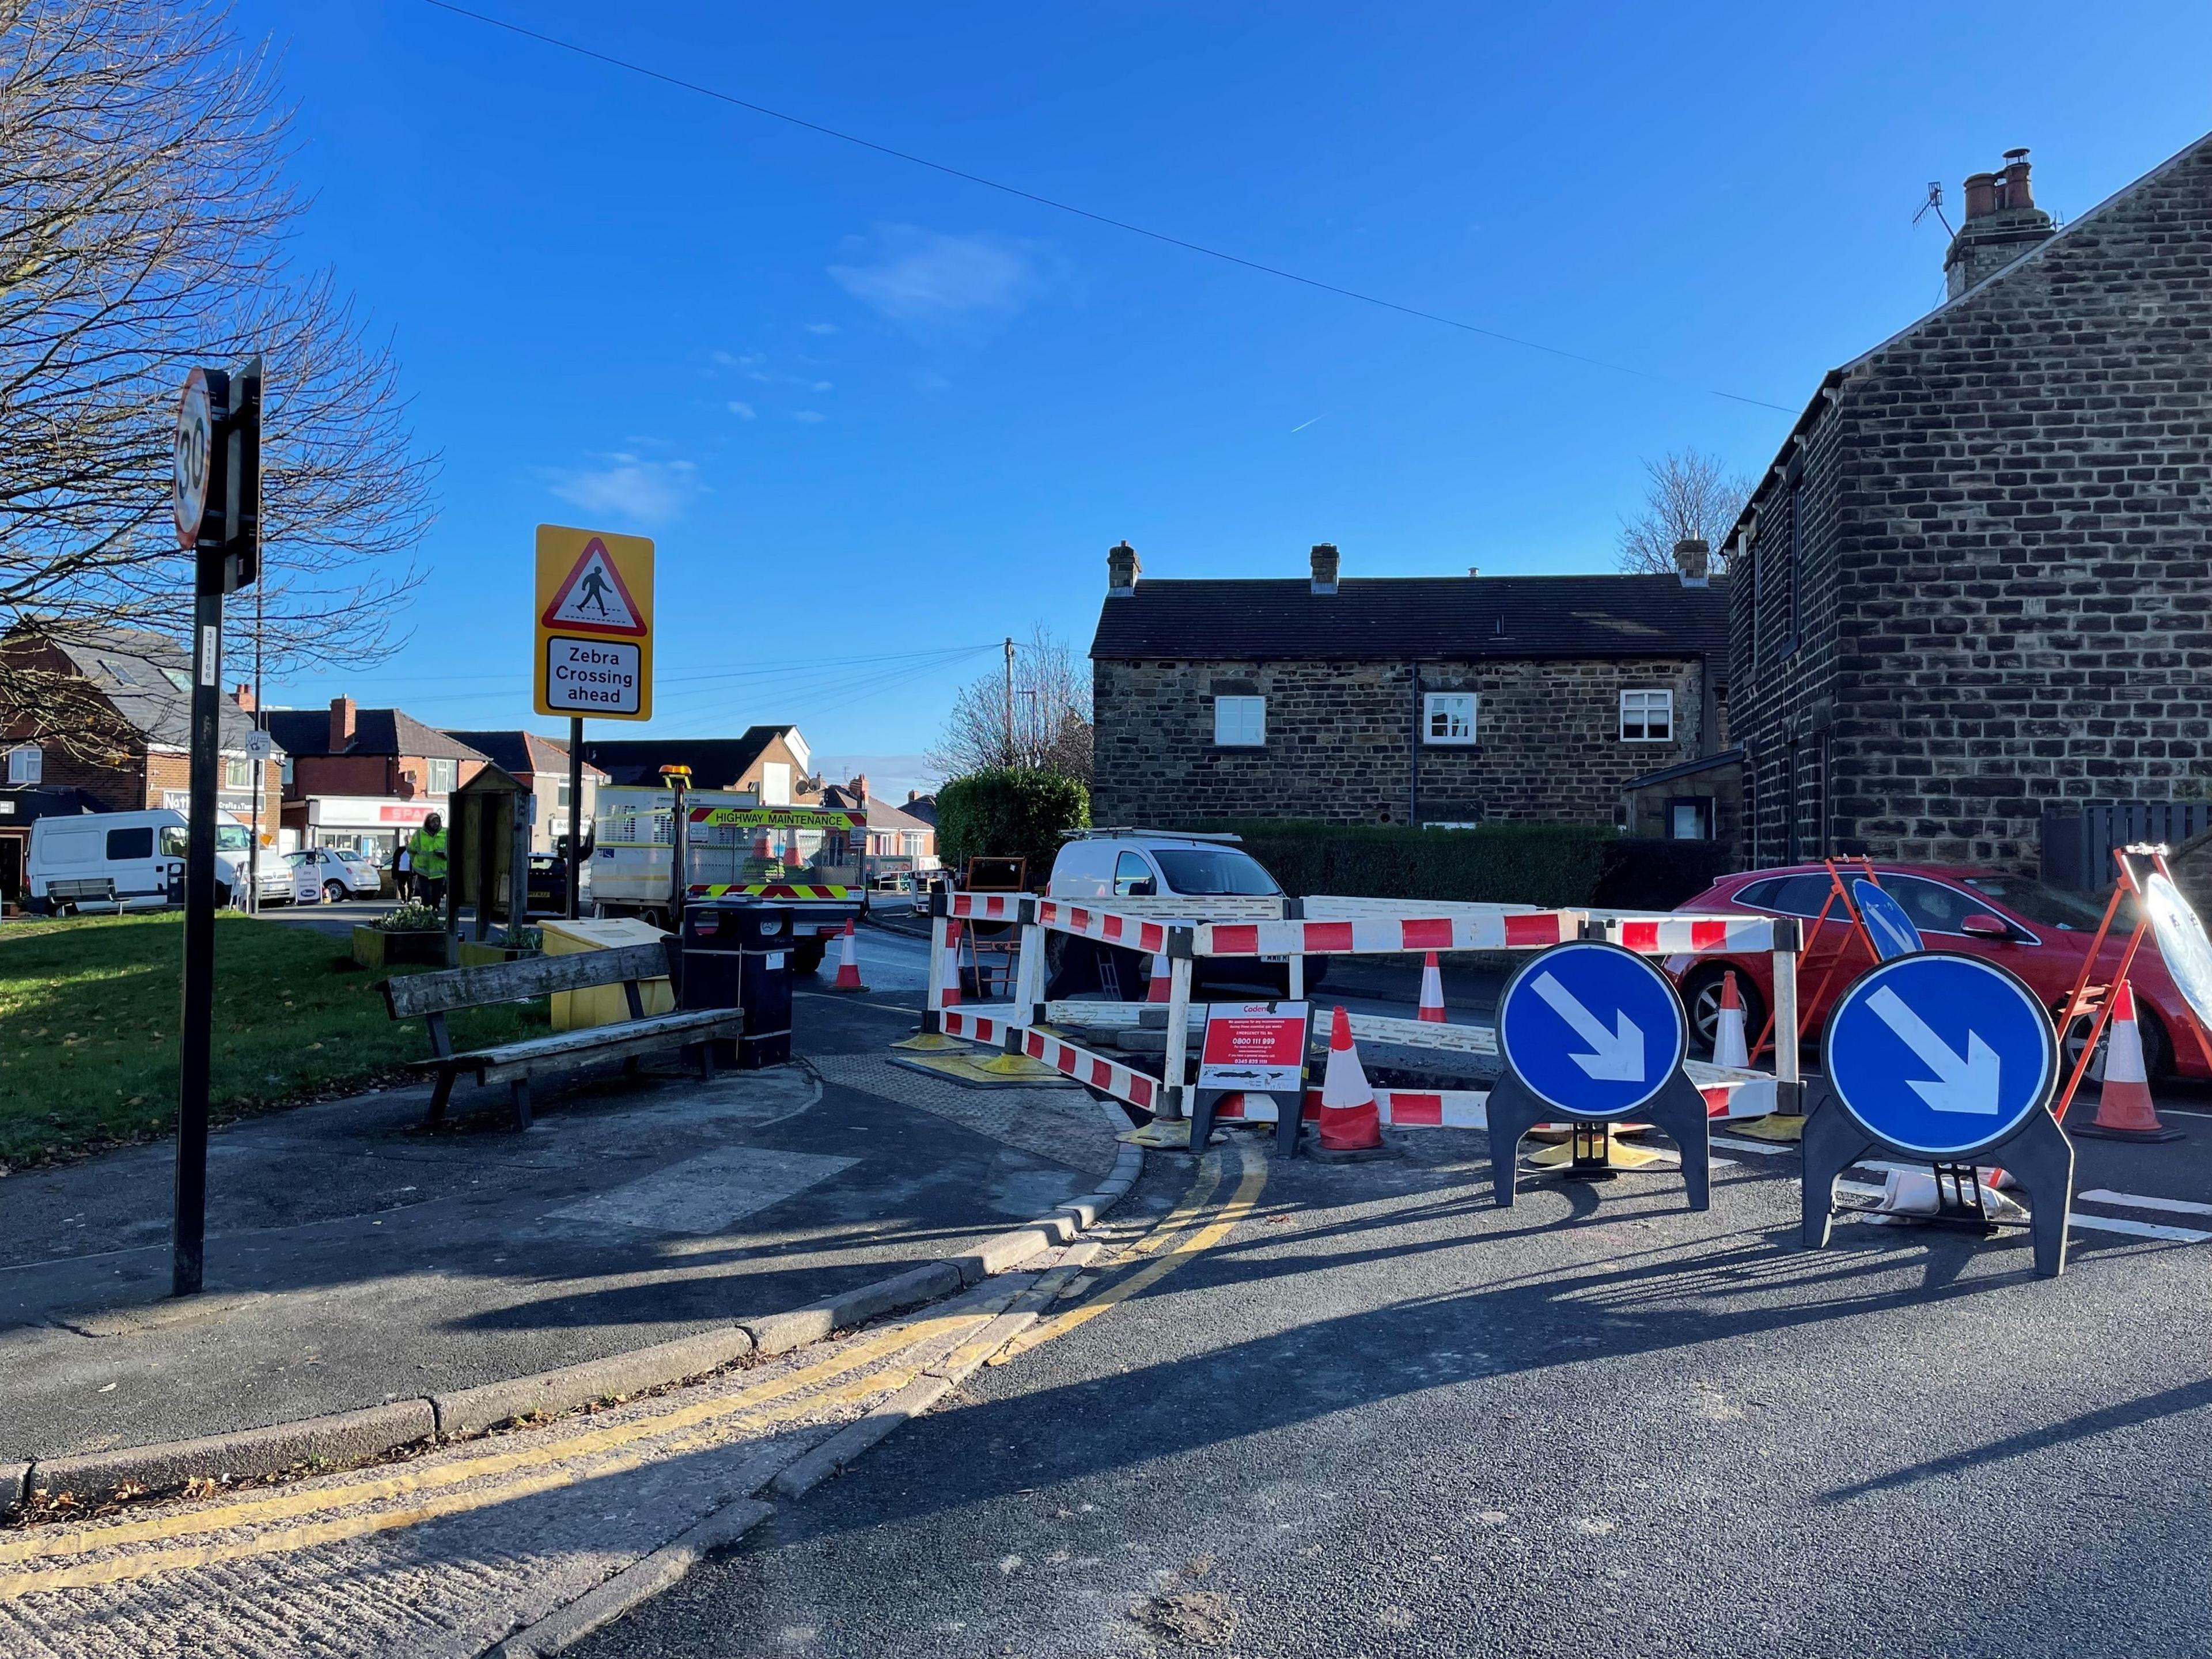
(1853, 878), (1923, 960)
(1823, 954), (2054, 1158)
(2143, 872), (2212, 1033)
(1496, 940), (1687, 1118)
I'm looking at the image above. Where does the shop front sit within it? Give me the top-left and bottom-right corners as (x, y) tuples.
(302, 794), (450, 867)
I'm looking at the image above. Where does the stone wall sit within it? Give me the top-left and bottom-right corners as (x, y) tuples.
(1732, 134), (2212, 872)
(1093, 655), (1714, 827)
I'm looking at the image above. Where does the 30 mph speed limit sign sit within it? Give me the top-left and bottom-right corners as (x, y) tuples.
(174, 367), (214, 551)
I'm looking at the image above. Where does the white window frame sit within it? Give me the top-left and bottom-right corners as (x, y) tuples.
(6, 744), (40, 785)
(1423, 692), (1478, 745)
(1213, 695), (1266, 748)
(1619, 689), (1674, 743)
(221, 755), (252, 790)
(425, 757), (459, 794)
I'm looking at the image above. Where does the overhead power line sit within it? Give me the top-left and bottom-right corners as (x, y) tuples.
(415, 0), (1795, 415)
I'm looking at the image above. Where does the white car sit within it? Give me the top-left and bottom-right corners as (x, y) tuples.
(1044, 829), (1312, 995)
(287, 846), (382, 903)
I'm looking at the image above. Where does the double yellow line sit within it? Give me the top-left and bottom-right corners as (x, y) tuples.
(0, 1143), (1266, 1598)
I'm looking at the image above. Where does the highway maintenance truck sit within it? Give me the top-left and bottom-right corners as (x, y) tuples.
(588, 784), (867, 975)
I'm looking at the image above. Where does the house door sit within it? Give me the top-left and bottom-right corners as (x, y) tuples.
(0, 832), (24, 907)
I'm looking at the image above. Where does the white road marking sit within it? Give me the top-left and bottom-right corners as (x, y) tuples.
(2077, 1188), (2212, 1217)
(2066, 1213), (2212, 1244)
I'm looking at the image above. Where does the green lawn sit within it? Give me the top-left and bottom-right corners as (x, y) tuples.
(0, 912), (547, 1167)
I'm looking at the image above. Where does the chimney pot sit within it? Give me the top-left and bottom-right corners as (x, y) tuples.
(328, 696), (356, 752)
(1963, 171), (1998, 219)
(1945, 149), (2055, 299)
(2001, 148), (2034, 210)
(232, 683), (255, 713)
(1467, 566), (1480, 578)
(1673, 538), (1711, 588)
(1106, 540), (1140, 595)
(1309, 542), (1340, 594)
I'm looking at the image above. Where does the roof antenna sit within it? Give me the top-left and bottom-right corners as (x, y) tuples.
(1913, 180), (1953, 237)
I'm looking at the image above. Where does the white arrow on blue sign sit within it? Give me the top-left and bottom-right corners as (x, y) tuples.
(1823, 954), (2054, 1156)
(1852, 878), (1923, 961)
(1498, 941), (1687, 1116)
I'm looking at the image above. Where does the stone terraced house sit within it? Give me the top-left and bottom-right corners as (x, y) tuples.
(1089, 540), (1732, 834)
(1728, 135), (2212, 872)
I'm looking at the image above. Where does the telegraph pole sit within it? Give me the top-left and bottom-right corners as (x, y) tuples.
(1002, 636), (1016, 766)
(170, 355), (260, 1298)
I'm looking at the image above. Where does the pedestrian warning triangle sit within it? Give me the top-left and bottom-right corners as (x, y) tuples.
(540, 537), (646, 636)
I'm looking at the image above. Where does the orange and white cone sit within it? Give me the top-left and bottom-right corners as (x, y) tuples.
(831, 919), (868, 993)
(2075, 980), (2182, 1141)
(1713, 971), (1749, 1069)
(1316, 1006), (1383, 1151)
(1147, 953), (1173, 1003)
(1417, 952), (1446, 1023)
(940, 919), (963, 1008)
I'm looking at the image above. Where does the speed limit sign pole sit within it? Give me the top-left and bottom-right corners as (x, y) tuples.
(170, 357), (261, 1298)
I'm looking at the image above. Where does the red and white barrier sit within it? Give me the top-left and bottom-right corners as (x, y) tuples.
(1016, 1028), (1162, 1113)
(1032, 899), (1173, 955)
(1198, 911), (1568, 959)
(1598, 912), (1786, 953)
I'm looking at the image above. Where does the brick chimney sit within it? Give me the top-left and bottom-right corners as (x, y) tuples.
(329, 696), (356, 752)
(1106, 540), (1141, 596)
(1309, 542), (1340, 595)
(849, 772), (869, 801)
(1944, 147), (2055, 300)
(232, 683), (255, 713)
(1673, 537), (1711, 588)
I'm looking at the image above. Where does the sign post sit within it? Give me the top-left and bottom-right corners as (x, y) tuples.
(1486, 939), (1711, 1210)
(1802, 953), (2072, 1278)
(533, 525), (654, 919)
(171, 355), (260, 1298)
(1187, 1001), (1313, 1155)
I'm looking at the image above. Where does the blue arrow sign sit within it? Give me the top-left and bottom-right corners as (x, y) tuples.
(1498, 941), (1687, 1117)
(1824, 955), (2054, 1156)
(1853, 879), (1923, 961)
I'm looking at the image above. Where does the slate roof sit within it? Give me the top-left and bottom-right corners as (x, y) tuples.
(264, 707), (488, 763)
(820, 784), (932, 834)
(582, 726), (798, 789)
(443, 730), (604, 783)
(40, 626), (267, 752)
(1089, 575), (1731, 669)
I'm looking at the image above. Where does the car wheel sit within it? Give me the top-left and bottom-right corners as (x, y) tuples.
(2063, 1002), (2171, 1084)
(1682, 963), (1766, 1062)
(323, 880), (346, 904)
(793, 939), (827, 975)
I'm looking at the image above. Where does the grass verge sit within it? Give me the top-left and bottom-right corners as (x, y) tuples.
(0, 912), (546, 1168)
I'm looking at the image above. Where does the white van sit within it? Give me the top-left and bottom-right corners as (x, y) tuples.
(27, 809), (268, 914)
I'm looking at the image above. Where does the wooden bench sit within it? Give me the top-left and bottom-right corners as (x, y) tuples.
(381, 941), (744, 1130)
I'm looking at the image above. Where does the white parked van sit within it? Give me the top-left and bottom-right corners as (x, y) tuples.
(26, 810), (271, 914)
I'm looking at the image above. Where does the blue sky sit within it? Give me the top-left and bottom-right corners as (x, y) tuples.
(240, 1), (2212, 797)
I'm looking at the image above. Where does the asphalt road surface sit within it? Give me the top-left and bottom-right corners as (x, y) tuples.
(561, 925), (2212, 1657)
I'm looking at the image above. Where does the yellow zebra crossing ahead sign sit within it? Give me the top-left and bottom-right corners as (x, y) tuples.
(535, 524), (654, 719)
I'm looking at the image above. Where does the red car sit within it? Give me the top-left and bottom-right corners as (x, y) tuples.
(1669, 863), (2212, 1081)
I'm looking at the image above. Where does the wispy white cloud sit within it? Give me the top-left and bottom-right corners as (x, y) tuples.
(793, 410), (827, 425)
(726, 400), (757, 419)
(546, 453), (697, 524)
(804, 322), (840, 335)
(830, 226), (1056, 331)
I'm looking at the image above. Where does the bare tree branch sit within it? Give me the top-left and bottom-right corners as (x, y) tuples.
(930, 624), (1093, 782)
(0, 0), (435, 758)
(1615, 449), (1753, 577)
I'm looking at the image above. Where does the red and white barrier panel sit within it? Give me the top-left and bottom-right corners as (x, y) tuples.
(948, 892), (1025, 923)
(1032, 899), (1173, 955)
(1198, 911), (1569, 958)
(1017, 1028), (1162, 1113)
(1594, 912), (1781, 954)
(1209, 1067), (1777, 1130)
(939, 1008), (1021, 1046)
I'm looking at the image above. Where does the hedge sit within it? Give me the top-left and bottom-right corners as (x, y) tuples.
(935, 769), (1090, 888)
(1197, 820), (1734, 911)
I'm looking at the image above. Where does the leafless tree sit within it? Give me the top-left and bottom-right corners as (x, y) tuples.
(1615, 449), (1753, 577)
(0, 0), (434, 759)
(930, 625), (1093, 781)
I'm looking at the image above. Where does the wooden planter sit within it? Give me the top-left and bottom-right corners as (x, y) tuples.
(353, 925), (448, 970)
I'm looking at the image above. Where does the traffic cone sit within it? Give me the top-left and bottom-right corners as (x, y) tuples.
(940, 919), (963, 1008)
(830, 919), (868, 993)
(1146, 953), (1173, 1003)
(1315, 1007), (1384, 1152)
(1713, 971), (1749, 1069)
(1416, 952), (1446, 1023)
(2074, 980), (2183, 1142)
